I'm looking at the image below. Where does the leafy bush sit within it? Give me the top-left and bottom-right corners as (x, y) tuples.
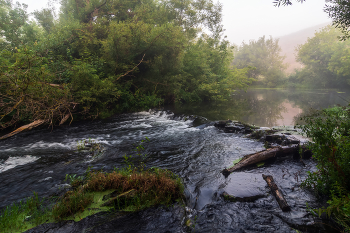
(0, 48), (73, 129)
(317, 183), (350, 232)
(300, 106), (350, 231)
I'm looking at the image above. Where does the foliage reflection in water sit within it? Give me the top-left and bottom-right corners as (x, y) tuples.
(167, 88), (350, 127)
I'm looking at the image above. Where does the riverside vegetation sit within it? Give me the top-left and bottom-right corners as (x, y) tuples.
(0, 138), (184, 233)
(299, 106), (350, 232)
(232, 25), (350, 89)
(0, 0), (253, 132)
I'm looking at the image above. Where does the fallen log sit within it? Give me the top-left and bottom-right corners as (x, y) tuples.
(0, 120), (46, 140)
(262, 174), (291, 211)
(222, 146), (299, 177)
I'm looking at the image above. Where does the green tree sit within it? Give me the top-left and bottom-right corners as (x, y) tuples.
(232, 36), (287, 87)
(0, 0), (42, 49)
(34, 8), (55, 33)
(0, 0), (252, 130)
(295, 25), (350, 88)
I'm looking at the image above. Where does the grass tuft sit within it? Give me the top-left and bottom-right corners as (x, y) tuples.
(83, 168), (184, 211)
(52, 188), (93, 220)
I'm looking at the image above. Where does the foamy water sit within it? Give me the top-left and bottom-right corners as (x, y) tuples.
(0, 155), (38, 173)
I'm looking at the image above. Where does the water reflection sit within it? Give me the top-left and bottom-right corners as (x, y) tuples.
(167, 89), (350, 127)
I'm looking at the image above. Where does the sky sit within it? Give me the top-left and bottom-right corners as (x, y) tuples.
(220, 0), (331, 45)
(18, 0), (331, 45)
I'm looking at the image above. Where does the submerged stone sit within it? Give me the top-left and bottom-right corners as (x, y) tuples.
(224, 123), (243, 133)
(222, 191), (265, 202)
(214, 120), (231, 128)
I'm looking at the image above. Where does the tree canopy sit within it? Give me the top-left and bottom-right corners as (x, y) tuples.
(292, 25), (350, 88)
(232, 36), (286, 87)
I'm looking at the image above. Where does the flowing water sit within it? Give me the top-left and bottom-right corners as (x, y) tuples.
(1, 89), (348, 232)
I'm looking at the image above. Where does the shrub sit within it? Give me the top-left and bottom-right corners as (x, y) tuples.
(300, 106), (350, 231)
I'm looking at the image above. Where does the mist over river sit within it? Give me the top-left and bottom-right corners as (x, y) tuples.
(0, 88), (346, 232)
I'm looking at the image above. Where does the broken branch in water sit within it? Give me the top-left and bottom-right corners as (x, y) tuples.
(262, 174), (291, 212)
(0, 120), (46, 140)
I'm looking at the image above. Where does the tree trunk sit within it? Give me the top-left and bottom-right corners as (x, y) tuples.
(222, 146), (299, 177)
(262, 174), (291, 211)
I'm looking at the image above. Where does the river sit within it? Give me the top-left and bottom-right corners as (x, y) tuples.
(0, 88), (348, 232)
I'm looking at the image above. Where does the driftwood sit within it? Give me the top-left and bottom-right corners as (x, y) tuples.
(0, 120), (45, 140)
(59, 113), (71, 125)
(262, 174), (291, 211)
(222, 146), (299, 177)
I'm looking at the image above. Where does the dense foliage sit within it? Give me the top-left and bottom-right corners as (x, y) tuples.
(232, 36), (286, 87)
(300, 106), (350, 231)
(0, 0), (252, 130)
(287, 26), (350, 88)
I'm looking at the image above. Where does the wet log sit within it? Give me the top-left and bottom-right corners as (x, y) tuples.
(0, 120), (46, 140)
(222, 146), (298, 177)
(262, 174), (291, 211)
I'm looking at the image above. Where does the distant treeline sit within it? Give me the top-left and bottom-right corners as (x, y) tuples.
(232, 25), (350, 89)
(0, 0), (253, 130)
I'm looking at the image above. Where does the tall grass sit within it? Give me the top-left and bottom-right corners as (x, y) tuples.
(0, 192), (51, 232)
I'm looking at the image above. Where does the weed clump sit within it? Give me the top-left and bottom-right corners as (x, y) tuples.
(84, 168), (184, 211)
(52, 188), (93, 220)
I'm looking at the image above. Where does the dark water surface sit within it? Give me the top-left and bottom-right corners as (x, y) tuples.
(0, 89), (345, 232)
(167, 88), (350, 127)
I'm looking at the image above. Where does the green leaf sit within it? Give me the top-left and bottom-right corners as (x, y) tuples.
(232, 158), (242, 165)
